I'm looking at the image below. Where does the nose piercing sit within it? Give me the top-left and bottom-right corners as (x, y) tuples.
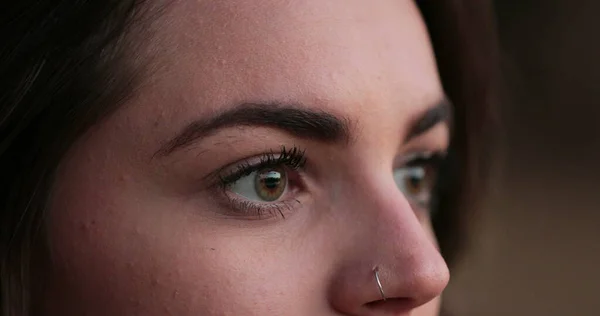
(373, 266), (386, 301)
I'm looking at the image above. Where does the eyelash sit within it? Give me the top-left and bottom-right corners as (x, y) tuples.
(215, 146), (307, 218)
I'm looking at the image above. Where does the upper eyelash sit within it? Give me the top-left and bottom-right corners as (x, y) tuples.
(217, 146), (307, 187)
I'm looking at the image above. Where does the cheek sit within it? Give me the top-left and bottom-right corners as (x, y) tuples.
(46, 194), (299, 315)
(44, 158), (308, 315)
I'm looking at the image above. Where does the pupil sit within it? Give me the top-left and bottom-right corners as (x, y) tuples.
(409, 176), (421, 188)
(263, 171), (281, 189)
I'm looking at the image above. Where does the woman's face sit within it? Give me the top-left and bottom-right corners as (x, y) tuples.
(45, 0), (450, 315)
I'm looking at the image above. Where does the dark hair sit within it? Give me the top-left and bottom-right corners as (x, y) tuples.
(0, 1), (497, 315)
(418, 0), (498, 267)
(1, 1), (149, 315)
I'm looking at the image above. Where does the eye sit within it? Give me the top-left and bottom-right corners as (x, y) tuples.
(230, 166), (288, 202)
(393, 154), (441, 209)
(213, 146), (306, 219)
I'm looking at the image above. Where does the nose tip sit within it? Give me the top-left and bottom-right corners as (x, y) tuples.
(368, 252), (450, 310)
(329, 251), (449, 315)
(402, 254), (450, 307)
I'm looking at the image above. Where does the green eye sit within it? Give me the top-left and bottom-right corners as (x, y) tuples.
(393, 165), (434, 208)
(230, 167), (287, 202)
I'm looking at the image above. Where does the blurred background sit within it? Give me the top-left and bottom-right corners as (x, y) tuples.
(445, 1), (600, 315)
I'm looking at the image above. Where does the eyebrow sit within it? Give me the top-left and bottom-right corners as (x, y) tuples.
(155, 99), (451, 157)
(405, 98), (452, 142)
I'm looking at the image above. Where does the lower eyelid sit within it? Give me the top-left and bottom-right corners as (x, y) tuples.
(222, 193), (303, 219)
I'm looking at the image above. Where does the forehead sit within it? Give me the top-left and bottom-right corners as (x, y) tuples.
(125, 0), (443, 144)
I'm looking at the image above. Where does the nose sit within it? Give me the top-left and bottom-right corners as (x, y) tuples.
(328, 178), (450, 315)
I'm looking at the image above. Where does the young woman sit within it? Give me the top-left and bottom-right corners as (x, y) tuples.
(1, 0), (496, 315)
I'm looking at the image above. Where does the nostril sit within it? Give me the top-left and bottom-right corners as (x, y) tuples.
(364, 297), (415, 314)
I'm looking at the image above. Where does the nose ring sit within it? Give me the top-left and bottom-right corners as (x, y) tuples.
(373, 266), (386, 301)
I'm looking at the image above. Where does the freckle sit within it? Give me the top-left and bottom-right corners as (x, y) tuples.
(210, 248), (216, 251)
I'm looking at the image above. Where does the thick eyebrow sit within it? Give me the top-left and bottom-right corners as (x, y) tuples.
(155, 98), (451, 157)
(155, 103), (352, 157)
(404, 98), (452, 142)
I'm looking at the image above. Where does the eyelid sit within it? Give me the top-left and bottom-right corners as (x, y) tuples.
(395, 150), (446, 168)
(201, 159), (250, 189)
(214, 157), (264, 186)
(203, 146), (306, 185)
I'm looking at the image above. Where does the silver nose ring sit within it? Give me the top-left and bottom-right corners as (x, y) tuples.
(373, 266), (386, 301)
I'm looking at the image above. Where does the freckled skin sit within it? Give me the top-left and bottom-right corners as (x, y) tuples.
(44, 0), (450, 315)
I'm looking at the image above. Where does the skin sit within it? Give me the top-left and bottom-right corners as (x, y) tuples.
(45, 0), (450, 315)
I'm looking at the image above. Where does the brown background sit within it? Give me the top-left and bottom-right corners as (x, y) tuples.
(445, 1), (600, 315)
